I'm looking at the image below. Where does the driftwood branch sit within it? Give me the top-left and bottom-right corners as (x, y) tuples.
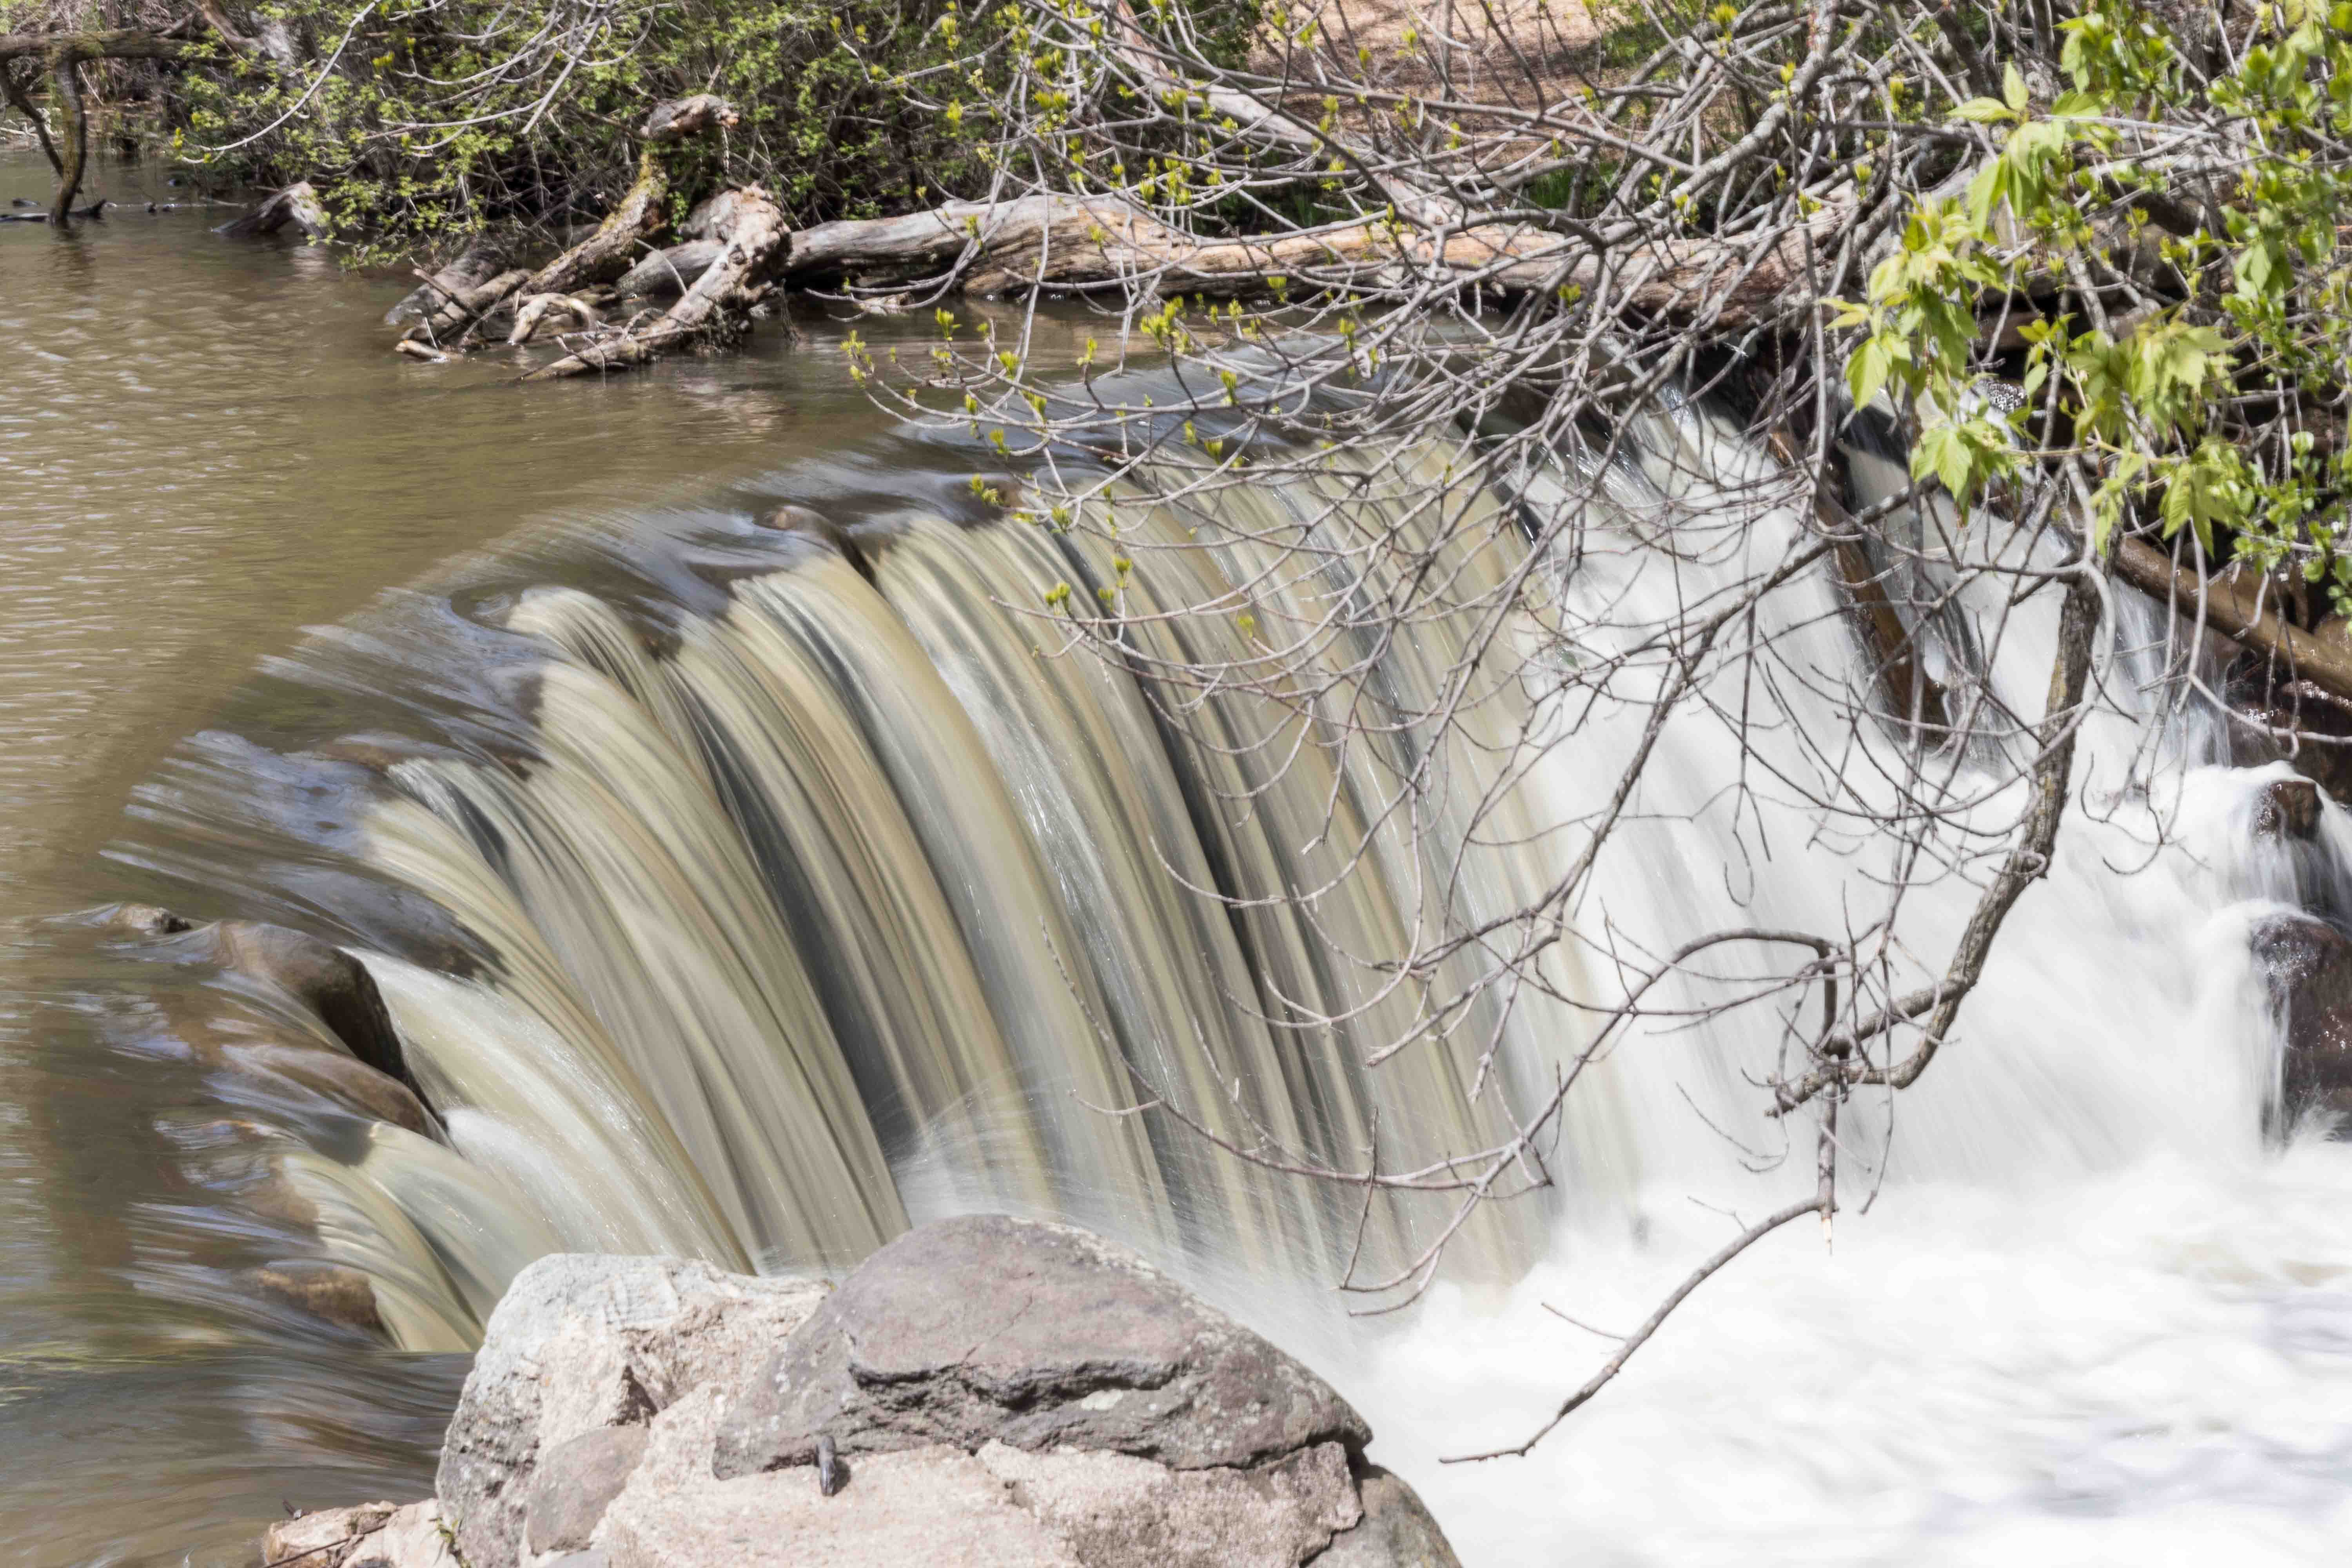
(1, 63), (60, 176)
(1442, 1195), (1830, 1462)
(1775, 565), (2100, 1112)
(523, 187), (786, 379)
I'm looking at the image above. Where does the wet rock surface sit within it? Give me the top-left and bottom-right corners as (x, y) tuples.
(2254, 777), (2325, 841)
(2251, 912), (2352, 1127)
(2227, 664), (2352, 804)
(290, 1217), (1455, 1567)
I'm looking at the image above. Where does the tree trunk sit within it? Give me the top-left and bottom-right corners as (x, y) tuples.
(47, 56), (85, 225)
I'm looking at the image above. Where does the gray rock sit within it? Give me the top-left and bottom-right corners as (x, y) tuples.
(346, 1501), (461, 1568)
(978, 1439), (1360, 1568)
(528, 1425), (651, 1555)
(1308, 1468), (1462, 1568)
(437, 1254), (826, 1568)
(597, 1383), (1373, 1568)
(713, 1215), (1370, 1481)
(596, 1387), (1085, 1568)
(261, 1500), (457, 1568)
(264, 1501), (398, 1568)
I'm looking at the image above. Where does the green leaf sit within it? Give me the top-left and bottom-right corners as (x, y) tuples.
(2004, 63), (2029, 112)
(1955, 97), (2016, 124)
(1966, 162), (2006, 228)
(1848, 337), (1891, 412)
(1911, 424), (1975, 497)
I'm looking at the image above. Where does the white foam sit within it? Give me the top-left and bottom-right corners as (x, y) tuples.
(1360, 1142), (2352, 1566)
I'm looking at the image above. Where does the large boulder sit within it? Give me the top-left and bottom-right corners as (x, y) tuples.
(436, 1254), (828, 1568)
(406, 1218), (1457, 1568)
(711, 1214), (1370, 1477)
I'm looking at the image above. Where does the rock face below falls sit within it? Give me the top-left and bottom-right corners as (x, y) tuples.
(263, 1216), (1460, 1568)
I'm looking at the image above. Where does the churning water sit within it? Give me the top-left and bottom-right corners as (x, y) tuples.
(8, 151), (2352, 1564)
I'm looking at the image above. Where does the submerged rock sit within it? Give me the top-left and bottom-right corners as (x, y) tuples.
(327, 1217), (1457, 1567)
(208, 920), (417, 1096)
(243, 1260), (388, 1338)
(98, 904), (423, 1102)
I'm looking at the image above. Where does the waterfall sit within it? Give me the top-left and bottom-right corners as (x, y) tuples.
(114, 384), (2341, 1568)
(119, 430), (1608, 1342)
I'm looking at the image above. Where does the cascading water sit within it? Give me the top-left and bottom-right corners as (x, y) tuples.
(89, 374), (2352, 1562)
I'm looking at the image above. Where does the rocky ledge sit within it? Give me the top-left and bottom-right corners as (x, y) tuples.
(264, 1215), (1459, 1568)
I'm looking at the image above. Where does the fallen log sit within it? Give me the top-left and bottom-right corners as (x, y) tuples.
(385, 241), (508, 327)
(447, 95), (739, 344)
(524, 188), (787, 380)
(2109, 534), (2352, 706)
(403, 266), (530, 344)
(616, 238), (725, 298)
(0, 198), (103, 222)
(507, 291), (605, 345)
(217, 180), (327, 241)
(777, 192), (1858, 327)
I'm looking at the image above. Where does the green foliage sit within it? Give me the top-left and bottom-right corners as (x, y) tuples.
(1832, 0), (2352, 605)
(102, 0), (1003, 254)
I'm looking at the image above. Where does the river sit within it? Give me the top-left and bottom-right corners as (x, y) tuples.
(9, 147), (2352, 1568)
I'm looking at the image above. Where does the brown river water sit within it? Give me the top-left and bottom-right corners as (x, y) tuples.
(0, 149), (975, 1565)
